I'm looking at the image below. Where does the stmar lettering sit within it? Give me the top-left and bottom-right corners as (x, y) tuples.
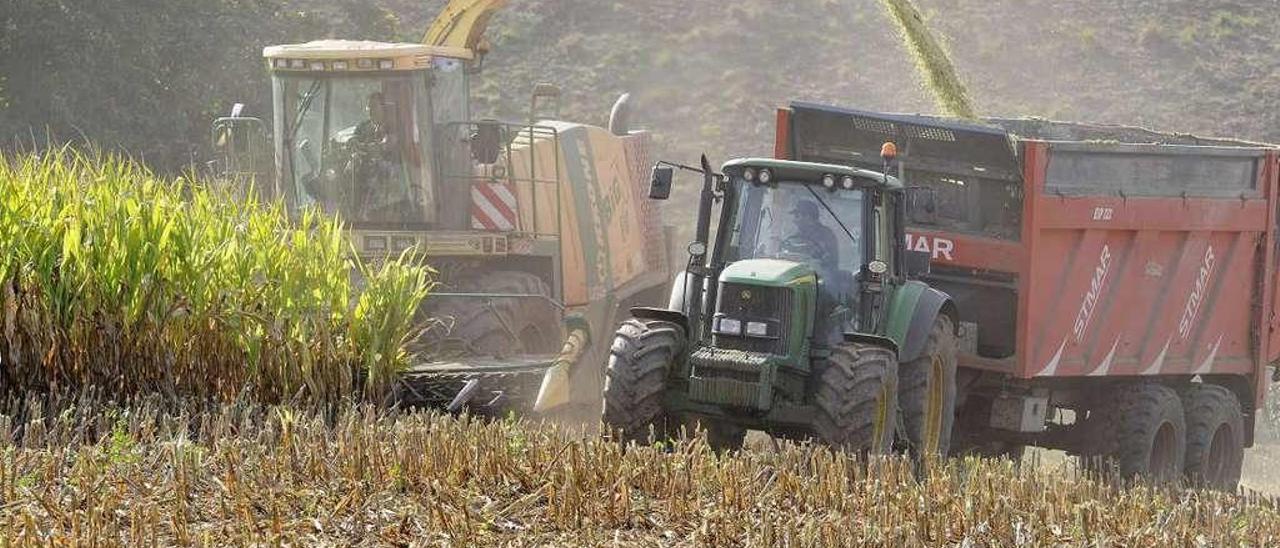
(1178, 246), (1216, 340)
(1072, 245), (1112, 342)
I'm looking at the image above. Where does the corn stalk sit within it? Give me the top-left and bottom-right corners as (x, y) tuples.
(0, 150), (431, 404)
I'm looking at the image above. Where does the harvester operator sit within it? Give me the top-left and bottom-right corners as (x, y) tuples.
(348, 91), (411, 221)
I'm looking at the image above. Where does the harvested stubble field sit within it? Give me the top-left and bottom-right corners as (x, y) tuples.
(0, 394), (1275, 546)
(2, 152), (1279, 546)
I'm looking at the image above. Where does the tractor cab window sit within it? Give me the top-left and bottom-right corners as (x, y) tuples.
(275, 72), (434, 226)
(728, 180), (865, 281)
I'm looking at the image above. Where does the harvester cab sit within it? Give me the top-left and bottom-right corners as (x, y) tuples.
(259, 41), (494, 234)
(605, 156), (958, 456)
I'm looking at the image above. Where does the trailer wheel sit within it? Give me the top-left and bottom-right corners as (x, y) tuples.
(898, 314), (958, 460)
(602, 319), (685, 445)
(425, 271), (559, 357)
(814, 344), (898, 454)
(1182, 384), (1244, 490)
(1090, 383), (1186, 483)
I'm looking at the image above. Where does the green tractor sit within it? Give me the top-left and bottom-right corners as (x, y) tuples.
(603, 153), (960, 456)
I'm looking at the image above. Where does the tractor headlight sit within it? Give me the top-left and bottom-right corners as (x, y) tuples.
(715, 317), (742, 335)
(822, 174), (836, 189)
(742, 167), (757, 183)
(841, 175), (856, 190)
(745, 321), (770, 337)
(757, 168), (773, 184)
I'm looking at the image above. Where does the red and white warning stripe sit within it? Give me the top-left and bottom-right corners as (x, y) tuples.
(470, 181), (518, 231)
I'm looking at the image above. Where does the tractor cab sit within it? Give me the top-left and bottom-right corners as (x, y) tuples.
(672, 158), (908, 355)
(261, 41), (472, 229)
(715, 159), (903, 344)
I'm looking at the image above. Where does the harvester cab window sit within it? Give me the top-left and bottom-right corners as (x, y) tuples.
(277, 74), (433, 226)
(426, 56), (473, 229)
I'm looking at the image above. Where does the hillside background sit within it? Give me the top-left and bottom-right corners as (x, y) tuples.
(8, 1), (1279, 171)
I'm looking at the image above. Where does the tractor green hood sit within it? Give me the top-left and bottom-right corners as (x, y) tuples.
(719, 259), (817, 288)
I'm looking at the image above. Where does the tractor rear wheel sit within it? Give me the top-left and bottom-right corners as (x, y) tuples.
(424, 271), (560, 357)
(814, 344), (898, 454)
(898, 314), (959, 461)
(602, 319), (685, 445)
(1088, 383), (1186, 484)
(1182, 384), (1244, 491)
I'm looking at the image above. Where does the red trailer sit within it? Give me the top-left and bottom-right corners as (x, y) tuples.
(776, 102), (1279, 487)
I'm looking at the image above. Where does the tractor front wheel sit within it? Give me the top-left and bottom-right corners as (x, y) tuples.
(814, 344), (899, 454)
(601, 319), (685, 445)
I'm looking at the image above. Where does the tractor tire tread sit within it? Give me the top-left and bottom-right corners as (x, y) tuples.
(814, 344), (898, 453)
(899, 314), (959, 458)
(602, 319), (684, 444)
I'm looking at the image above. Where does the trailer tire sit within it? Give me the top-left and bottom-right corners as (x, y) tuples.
(814, 344), (898, 454)
(898, 314), (958, 460)
(1090, 383), (1186, 483)
(602, 319), (684, 445)
(1182, 384), (1244, 491)
(425, 271), (560, 357)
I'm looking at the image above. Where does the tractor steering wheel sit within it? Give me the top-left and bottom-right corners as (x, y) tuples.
(779, 233), (826, 261)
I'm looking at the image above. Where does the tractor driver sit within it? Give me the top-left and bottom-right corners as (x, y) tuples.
(783, 199), (850, 344)
(783, 199), (840, 270)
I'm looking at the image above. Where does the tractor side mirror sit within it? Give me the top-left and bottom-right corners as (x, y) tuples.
(905, 249), (932, 278)
(649, 165), (674, 200)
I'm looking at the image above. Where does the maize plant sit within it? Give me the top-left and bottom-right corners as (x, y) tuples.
(0, 150), (431, 403)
